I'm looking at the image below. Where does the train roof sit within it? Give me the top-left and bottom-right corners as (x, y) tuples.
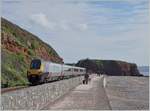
(72, 66), (85, 69)
(31, 59), (85, 69)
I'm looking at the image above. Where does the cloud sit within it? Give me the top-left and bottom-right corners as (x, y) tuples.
(78, 23), (88, 30)
(28, 1), (89, 31)
(30, 13), (56, 30)
(30, 13), (89, 31)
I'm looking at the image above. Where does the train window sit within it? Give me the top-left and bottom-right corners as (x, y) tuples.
(68, 68), (72, 71)
(63, 66), (71, 72)
(54, 66), (57, 73)
(49, 63), (61, 73)
(74, 69), (78, 72)
(80, 69), (83, 72)
(56, 66), (61, 73)
(30, 59), (41, 69)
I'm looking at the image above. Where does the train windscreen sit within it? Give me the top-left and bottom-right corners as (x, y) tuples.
(30, 59), (41, 69)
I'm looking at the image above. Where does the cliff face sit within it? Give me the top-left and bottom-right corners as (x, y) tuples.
(1, 18), (63, 87)
(76, 59), (142, 76)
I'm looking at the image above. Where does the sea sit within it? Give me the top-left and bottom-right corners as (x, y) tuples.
(138, 66), (149, 76)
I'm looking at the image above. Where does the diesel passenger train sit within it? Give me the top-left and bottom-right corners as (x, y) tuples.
(27, 59), (86, 84)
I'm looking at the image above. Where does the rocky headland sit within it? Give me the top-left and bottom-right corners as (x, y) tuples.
(75, 59), (142, 76)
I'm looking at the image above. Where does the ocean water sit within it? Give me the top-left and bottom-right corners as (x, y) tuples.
(140, 71), (149, 76)
(138, 66), (149, 76)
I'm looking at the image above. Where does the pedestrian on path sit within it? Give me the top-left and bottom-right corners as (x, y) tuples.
(84, 73), (89, 84)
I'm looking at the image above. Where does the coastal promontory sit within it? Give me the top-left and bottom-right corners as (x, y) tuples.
(76, 59), (142, 76)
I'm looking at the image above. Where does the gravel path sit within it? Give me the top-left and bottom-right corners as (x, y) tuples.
(105, 76), (149, 110)
(44, 75), (111, 110)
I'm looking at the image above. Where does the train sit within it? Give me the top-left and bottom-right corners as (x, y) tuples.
(27, 59), (86, 85)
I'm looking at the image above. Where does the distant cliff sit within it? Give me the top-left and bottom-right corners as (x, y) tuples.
(1, 18), (63, 87)
(76, 59), (142, 76)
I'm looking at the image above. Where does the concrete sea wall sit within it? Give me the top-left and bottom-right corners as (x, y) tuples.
(1, 76), (83, 110)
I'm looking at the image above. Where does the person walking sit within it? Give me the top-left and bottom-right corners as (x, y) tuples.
(84, 73), (89, 84)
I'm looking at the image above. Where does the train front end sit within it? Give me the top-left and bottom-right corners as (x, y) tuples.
(27, 59), (44, 84)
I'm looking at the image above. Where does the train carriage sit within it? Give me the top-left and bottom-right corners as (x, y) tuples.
(70, 66), (85, 75)
(62, 65), (73, 76)
(27, 59), (86, 85)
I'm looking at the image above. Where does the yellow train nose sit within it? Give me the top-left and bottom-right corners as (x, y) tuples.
(27, 69), (42, 75)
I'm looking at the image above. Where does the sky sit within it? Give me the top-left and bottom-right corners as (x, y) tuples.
(2, 0), (150, 66)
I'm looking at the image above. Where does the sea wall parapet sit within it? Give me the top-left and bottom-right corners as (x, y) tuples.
(1, 76), (83, 110)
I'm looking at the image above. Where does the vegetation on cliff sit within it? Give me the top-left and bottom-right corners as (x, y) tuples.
(76, 58), (142, 76)
(1, 18), (63, 88)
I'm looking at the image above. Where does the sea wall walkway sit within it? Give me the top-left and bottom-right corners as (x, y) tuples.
(43, 75), (111, 110)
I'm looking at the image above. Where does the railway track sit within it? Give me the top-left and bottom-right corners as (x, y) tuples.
(1, 86), (29, 94)
(1, 76), (83, 94)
